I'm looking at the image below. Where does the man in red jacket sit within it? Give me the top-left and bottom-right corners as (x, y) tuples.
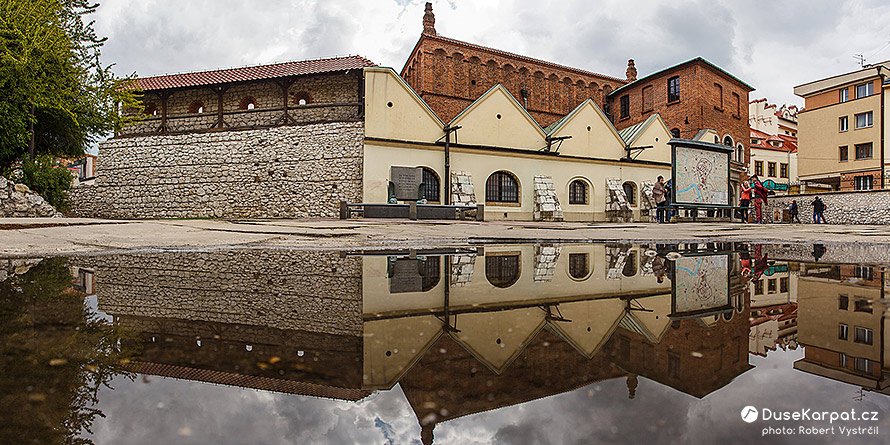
(752, 176), (768, 223)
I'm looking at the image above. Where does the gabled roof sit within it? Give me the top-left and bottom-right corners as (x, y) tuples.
(401, 33), (626, 84)
(616, 114), (670, 146)
(135, 55), (376, 91)
(448, 82), (547, 138)
(610, 57), (755, 96)
(543, 98), (622, 140)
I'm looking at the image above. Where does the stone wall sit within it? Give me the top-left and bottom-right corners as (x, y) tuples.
(0, 177), (63, 218)
(73, 250), (363, 336)
(125, 72), (362, 135)
(69, 122), (363, 218)
(763, 189), (890, 225)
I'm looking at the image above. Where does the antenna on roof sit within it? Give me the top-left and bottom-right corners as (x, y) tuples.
(854, 54), (866, 67)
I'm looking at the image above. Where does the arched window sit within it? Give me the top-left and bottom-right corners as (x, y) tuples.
(622, 181), (637, 206)
(419, 256), (440, 292)
(292, 91), (312, 106)
(736, 143), (744, 162)
(568, 253), (591, 280)
(569, 179), (589, 205)
(622, 250), (637, 277)
(723, 135), (734, 147)
(239, 96), (257, 110)
(143, 102), (159, 116)
(420, 167), (440, 202)
(486, 254), (521, 288)
(670, 128), (681, 138)
(486, 171), (519, 203)
(188, 100), (205, 114)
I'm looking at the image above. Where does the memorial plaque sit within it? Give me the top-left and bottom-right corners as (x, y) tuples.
(389, 258), (423, 293)
(390, 166), (422, 201)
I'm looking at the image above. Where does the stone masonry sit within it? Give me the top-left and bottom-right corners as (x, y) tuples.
(605, 177), (633, 222)
(72, 250), (363, 337)
(450, 254), (476, 287)
(533, 245), (561, 282)
(640, 180), (656, 222)
(450, 171), (476, 206)
(69, 122), (363, 218)
(0, 177), (63, 218)
(533, 175), (564, 221)
(763, 189), (890, 225)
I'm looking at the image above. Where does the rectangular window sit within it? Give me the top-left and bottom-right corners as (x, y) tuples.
(839, 88), (849, 102)
(854, 175), (874, 190)
(854, 326), (873, 345)
(714, 83), (723, 109)
(854, 297), (873, 313)
(641, 86), (654, 111)
(855, 142), (873, 159)
(779, 277), (789, 292)
(854, 266), (873, 280)
(668, 353), (681, 378)
(839, 146), (848, 162)
(754, 279), (763, 295)
(855, 112), (873, 129)
(754, 160), (764, 176)
(767, 162), (777, 177)
(839, 352), (848, 367)
(732, 92), (741, 116)
(780, 163), (789, 178)
(838, 323), (848, 340)
(767, 278), (777, 293)
(839, 294), (849, 310)
(855, 357), (873, 374)
(620, 95), (630, 119)
(668, 76), (680, 103)
(839, 116), (848, 132)
(855, 82), (874, 99)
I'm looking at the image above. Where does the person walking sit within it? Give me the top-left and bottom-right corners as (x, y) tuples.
(653, 176), (667, 223)
(812, 196), (826, 223)
(752, 176), (768, 223)
(788, 199), (800, 223)
(739, 180), (751, 223)
(664, 178), (673, 222)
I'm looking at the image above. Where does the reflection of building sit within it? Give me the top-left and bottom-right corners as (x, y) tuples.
(79, 244), (752, 445)
(794, 63), (889, 190)
(748, 261), (799, 356)
(793, 263), (889, 395)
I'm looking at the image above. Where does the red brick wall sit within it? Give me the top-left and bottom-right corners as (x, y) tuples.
(607, 60), (752, 166)
(402, 35), (626, 127)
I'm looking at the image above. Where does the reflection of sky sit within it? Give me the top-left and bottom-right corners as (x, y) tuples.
(85, 349), (890, 444)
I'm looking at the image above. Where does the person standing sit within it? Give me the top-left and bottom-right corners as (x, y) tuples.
(739, 180), (752, 223)
(788, 199), (800, 223)
(664, 178), (673, 222)
(812, 196), (826, 223)
(653, 176), (667, 223)
(752, 176), (768, 223)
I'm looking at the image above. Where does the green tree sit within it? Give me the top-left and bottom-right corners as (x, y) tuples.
(0, 0), (141, 170)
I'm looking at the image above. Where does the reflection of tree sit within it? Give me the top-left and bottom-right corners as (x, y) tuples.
(0, 258), (133, 444)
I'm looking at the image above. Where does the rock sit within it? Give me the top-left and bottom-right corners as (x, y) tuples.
(13, 183), (30, 193)
(0, 176), (6, 190)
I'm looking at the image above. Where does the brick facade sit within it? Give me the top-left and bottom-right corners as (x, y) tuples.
(839, 169), (881, 191)
(401, 7), (626, 127)
(606, 59), (754, 167)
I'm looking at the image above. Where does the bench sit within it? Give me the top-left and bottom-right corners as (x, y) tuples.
(339, 201), (484, 221)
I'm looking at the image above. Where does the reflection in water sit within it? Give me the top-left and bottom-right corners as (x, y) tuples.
(2, 244), (888, 443)
(0, 258), (131, 444)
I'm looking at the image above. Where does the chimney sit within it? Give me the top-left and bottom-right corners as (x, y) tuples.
(626, 59), (637, 82)
(423, 2), (436, 36)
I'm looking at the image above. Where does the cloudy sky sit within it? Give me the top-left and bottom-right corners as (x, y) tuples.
(91, 0), (890, 109)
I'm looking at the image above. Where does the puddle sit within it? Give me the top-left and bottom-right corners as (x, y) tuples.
(2, 242), (889, 444)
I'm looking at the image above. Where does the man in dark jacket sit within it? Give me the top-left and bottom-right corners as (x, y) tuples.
(653, 176), (667, 223)
(812, 196), (826, 223)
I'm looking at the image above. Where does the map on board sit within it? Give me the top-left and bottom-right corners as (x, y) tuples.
(674, 255), (729, 314)
(673, 146), (729, 205)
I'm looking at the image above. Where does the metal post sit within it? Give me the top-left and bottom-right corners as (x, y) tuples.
(444, 128), (451, 205)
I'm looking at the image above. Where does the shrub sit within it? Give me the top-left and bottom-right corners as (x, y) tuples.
(18, 156), (73, 210)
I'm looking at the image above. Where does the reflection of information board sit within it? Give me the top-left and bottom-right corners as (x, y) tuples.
(388, 258), (422, 293)
(672, 144), (730, 206)
(671, 255), (731, 318)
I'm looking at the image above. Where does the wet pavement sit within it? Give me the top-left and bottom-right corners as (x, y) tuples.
(2, 242), (889, 444)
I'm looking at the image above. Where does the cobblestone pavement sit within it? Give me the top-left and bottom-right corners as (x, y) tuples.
(1, 217), (887, 258)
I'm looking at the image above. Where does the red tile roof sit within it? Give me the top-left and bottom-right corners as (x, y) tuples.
(135, 55), (376, 91)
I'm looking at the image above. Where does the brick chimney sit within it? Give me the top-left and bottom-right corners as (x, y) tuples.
(423, 2), (436, 36)
(626, 59), (637, 82)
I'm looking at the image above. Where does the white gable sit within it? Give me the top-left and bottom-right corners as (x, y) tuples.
(449, 84), (546, 150)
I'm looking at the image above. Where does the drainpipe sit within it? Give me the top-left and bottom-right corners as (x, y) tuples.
(874, 65), (887, 188)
